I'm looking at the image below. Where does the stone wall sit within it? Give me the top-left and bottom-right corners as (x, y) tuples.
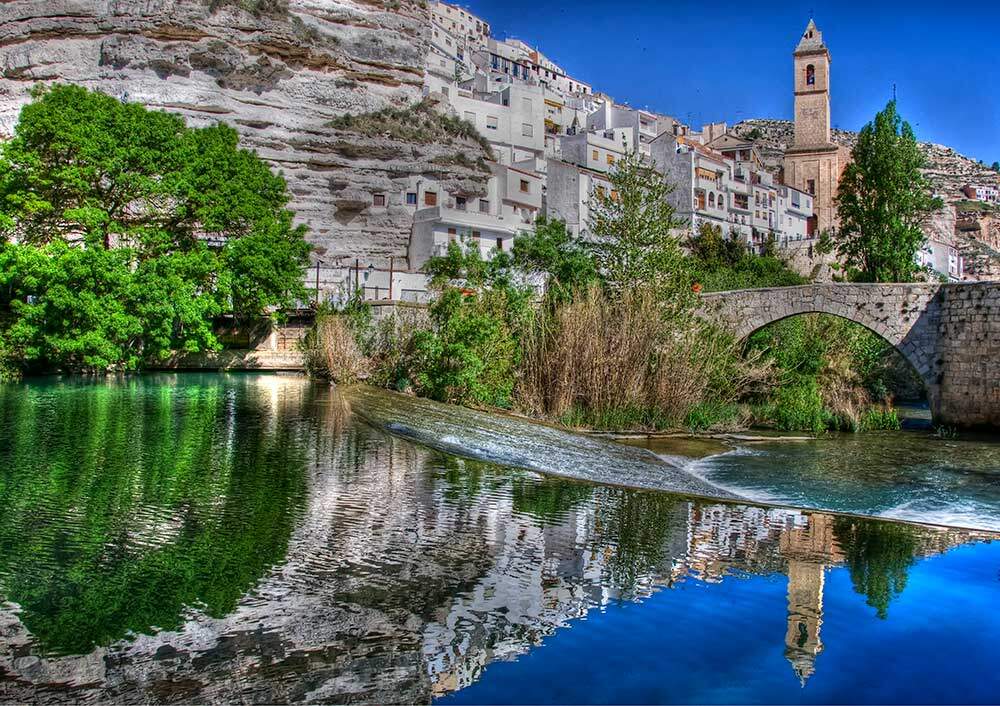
(0, 0), (490, 267)
(700, 283), (1000, 429)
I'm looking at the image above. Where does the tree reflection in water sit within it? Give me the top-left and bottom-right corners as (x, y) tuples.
(0, 376), (994, 703)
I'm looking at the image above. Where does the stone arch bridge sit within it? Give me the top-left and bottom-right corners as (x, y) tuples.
(699, 283), (1000, 430)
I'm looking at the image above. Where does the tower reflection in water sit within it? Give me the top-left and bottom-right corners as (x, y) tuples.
(0, 375), (993, 703)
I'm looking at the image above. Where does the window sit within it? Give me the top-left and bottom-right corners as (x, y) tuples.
(607, 154), (615, 166)
(592, 149), (599, 161)
(520, 179), (530, 193)
(486, 115), (498, 130)
(806, 179), (816, 195)
(456, 196), (467, 210)
(406, 192), (417, 206)
(522, 123), (533, 137)
(447, 227), (457, 241)
(479, 199), (490, 213)
(695, 191), (706, 210)
(425, 191), (438, 206)
(373, 194), (386, 207)
(464, 111), (475, 124)
(708, 192), (715, 208)
(472, 230), (481, 241)
(496, 237), (503, 250)
(806, 64), (815, 86)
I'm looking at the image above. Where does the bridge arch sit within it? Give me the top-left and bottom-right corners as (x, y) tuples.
(699, 282), (1000, 429)
(698, 284), (948, 419)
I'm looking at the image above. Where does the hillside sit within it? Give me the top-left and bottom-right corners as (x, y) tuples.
(732, 119), (1000, 198)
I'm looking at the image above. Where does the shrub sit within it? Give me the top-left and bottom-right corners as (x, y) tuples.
(328, 99), (494, 155)
(302, 312), (369, 383)
(518, 286), (766, 430)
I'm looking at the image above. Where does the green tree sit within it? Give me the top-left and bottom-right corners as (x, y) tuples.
(991, 161), (1000, 173)
(833, 100), (943, 282)
(587, 150), (690, 303)
(511, 217), (599, 304)
(834, 516), (918, 619)
(686, 222), (805, 292)
(0, 84), (310, 372)
(405, 242), (533, 408)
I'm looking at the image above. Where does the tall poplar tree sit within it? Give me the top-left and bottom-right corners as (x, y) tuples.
(587, 151), (690, 306)
(834, 100), (942, 282)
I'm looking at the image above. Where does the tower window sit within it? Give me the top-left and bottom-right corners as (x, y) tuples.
(807, 179), (816, 195)
(806, 64), (815, 86)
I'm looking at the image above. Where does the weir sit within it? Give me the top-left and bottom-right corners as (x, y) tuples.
(699, 283), (1000, 430)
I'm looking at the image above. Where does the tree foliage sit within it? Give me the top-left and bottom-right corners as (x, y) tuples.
(833, 100), (943, 282)
(405, 242), (533, 408)
(0, 84), (310, 372)
(687, 222), (805, 292)
(587, 150), (690, 304)
(510, 217), (599, 304)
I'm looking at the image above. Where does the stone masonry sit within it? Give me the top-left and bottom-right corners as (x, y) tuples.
(700, 283), (1000, 430)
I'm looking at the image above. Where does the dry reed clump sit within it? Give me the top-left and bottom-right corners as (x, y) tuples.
(302, 314), (369, 383)
(517, 286), (764, 428)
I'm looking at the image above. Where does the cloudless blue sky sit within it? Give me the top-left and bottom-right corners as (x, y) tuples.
(462, 1), (999, 164)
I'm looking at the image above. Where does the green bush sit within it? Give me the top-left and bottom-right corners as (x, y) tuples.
(765, 380), (827, 433)
(858, 408), (902, 431)
(683, 401), (743, 432)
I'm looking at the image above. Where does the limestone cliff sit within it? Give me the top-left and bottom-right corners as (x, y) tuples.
(0, 0), (491, 267)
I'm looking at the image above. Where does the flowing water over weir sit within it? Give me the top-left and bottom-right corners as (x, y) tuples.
(0, 374), (998, 704)
(345, 386), (738, 501)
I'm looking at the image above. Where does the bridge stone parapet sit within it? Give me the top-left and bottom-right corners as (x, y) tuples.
(699, 283), (1000, 430)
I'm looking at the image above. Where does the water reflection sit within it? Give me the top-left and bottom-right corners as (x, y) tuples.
(0, 376), (995, 704)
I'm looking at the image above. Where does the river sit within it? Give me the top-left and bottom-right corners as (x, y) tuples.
(0, 373), (997, 704)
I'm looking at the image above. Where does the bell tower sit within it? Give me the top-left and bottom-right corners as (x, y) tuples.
(783, 19), (847, 232)
(793, 19), (831, 148)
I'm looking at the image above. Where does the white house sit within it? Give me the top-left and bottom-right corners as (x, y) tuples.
(449, 84), (546, 163)
(545, 159), (614, 239)
(407, 164), (542, 270)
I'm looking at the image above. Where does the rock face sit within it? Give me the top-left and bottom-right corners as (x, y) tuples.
(0, 0), (489, 267)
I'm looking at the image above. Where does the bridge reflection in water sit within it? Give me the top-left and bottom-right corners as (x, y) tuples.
(0, 376), (995, 703)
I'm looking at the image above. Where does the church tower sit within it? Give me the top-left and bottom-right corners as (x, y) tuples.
(783, 19), (848, 232)
(793, 19), (831, 148)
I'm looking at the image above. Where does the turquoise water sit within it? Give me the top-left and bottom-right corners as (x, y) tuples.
(644, 431), (1000, 530)
(0, 374), (997, 704)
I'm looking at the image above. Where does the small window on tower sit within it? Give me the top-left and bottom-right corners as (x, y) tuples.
(807, 179), (816, 195)
(806, 64), (815, 86)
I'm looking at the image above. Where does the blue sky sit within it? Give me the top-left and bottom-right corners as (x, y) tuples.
(463, 1), (1000, 164)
